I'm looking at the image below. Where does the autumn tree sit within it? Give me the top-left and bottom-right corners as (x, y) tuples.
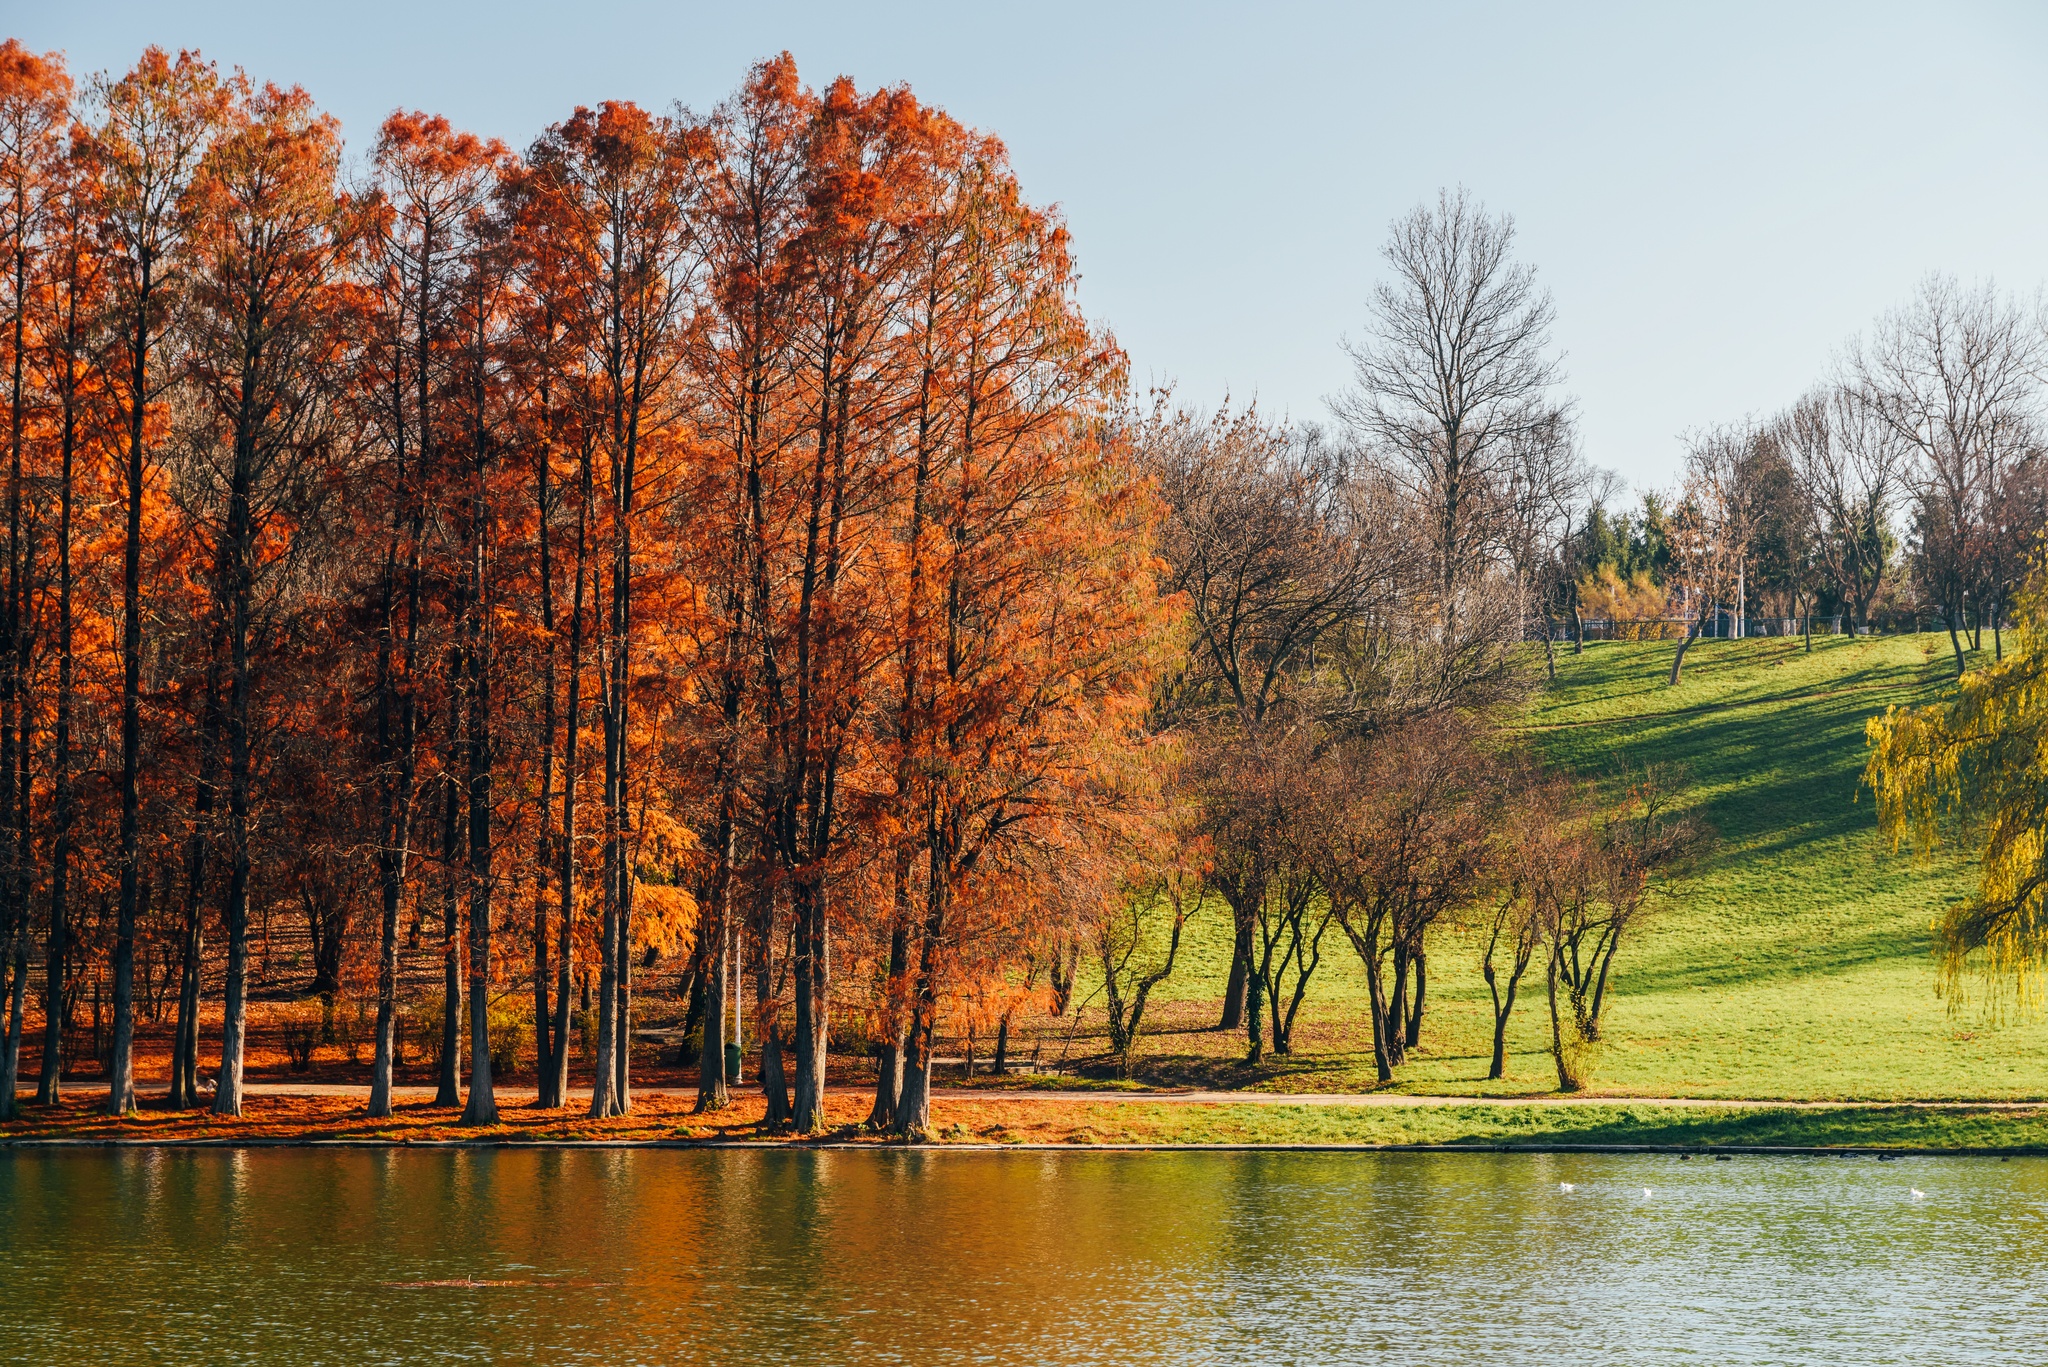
(176, 77), (356, 1115)
(682, 55), (813, 1119)
(526, 100), (701, 1120)
(87, 45), (226, 1116)
(350, 111), (505, 1116)
(0, 38), (69, 1120)
(883, 135), (1155, 1138)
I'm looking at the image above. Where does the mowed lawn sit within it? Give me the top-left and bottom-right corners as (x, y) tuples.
(1029, 633), (2048, 1102)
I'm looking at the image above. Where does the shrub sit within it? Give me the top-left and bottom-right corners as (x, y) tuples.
(281, 1013), (318, 1073)
(488, 1012), (529, 1075)
(334, 1000), (366, 1066)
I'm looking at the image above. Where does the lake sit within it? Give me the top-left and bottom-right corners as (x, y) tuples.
(2, 1147), (2043, 1364)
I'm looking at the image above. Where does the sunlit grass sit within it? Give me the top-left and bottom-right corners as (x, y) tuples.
(1046, 633), (2047, 1102)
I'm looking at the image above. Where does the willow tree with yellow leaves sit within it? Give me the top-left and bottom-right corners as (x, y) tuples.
(1866, 580), (2048, 1007)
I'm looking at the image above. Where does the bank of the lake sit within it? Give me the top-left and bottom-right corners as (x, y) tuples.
(9, 1089), (2048, 1153)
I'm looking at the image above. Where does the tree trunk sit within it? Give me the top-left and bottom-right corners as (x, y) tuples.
(109, 272), (154, 1118)
(756, 887), (790, 1130)
(695, 809), (735, 1112)
(39, 371), (79, 1110)
(1218, 910), (1251, 1030)
(0, 937), (22, 1118)
(895, 1033), (933, 1139)
(1405, 949), (1426, 1050)
(1385, 939), (1408, 1068)
(36, 866), (63, 1104)
(436, 677), (463, 1108)
(587, 872), (619, 1118)
(1669, 612), (1706, 685)
(210, 444), (259, 1119)
(695, 897), (728, 1112)
(1243, 925), (1265, 1064)
(790, 876), (828, 1133)
(1363, 936), (1392, 1083)
(868, 858), (911, 1130)
(614, 886), (631, 1111)
(459, 527), (497, 1126)
(544, 501), (589, 1110)
(169, 672), (219, 1110)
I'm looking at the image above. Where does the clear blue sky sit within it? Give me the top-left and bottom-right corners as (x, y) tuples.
(8, 1), (2045, 488)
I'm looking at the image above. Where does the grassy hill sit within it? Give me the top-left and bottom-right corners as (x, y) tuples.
(1029, 632), (2046, 1102)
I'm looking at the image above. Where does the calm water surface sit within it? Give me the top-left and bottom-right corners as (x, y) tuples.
(2, 1147), (2045, 1364)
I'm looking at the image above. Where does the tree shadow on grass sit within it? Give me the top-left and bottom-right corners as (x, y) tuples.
(1431, 1104), (2048, 1149)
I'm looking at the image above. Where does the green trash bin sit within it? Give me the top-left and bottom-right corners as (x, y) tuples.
(725, 1041), (743, 1084)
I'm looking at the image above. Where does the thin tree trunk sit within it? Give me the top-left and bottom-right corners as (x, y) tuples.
(545, 465), (590, 1110)
(694, 828), (729, 1112)
(109, 258), (155, 1118)
(435, 674), (463, 1108)
(35, 847), (62, 1104)
(210, 438), (258, 1119)
(868, 862), (910, 1131)
(0, 937), (23, 1118)
(1669, 612), (1706, 685)
(1362, 925), (1392, 1084)
(1405, 948), (1426, 1050)
(1385, 938), (1408, 1068)
(755, 885), (790, 1130)
(169, 654), (220, 1109)
(790, 875), (827, 1132)
(460, 482), (497, 1126)
(38, 322), (80, 1110)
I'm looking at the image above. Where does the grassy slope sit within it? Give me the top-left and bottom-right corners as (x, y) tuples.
(1047, 633), (2048, 1102)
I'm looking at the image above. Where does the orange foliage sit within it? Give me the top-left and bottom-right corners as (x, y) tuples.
(0, 48), (1173, 1135)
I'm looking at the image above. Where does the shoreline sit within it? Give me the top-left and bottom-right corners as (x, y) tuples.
(6, 1135), (2043, 1156)
(9, 1087), (2048, 1155)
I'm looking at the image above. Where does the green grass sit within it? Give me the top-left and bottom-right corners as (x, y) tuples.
(1026, 632), (2048, 1102)
(1001, 1101), (2048, 1152)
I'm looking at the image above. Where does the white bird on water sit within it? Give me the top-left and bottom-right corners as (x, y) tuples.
(1912, 1188), (1926, 1200)
(1559, 1182), (1576, 1193)
(1643, 1188), (1654, 1199)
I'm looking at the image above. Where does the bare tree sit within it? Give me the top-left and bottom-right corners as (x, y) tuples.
(1543, 764), (1706, 1090)
(1146, 402), (1366, 733)
(1498, 411), (1591, 678)
(1482, 768), (1582, 1079)
(1853, 276), (2043, 674)
(1666, 424), (1762, 685)
(1785, 386), (1903, 639)
(1316, 715), (1497, 1082)
(1336, 187), (1569, 645)
(1142, 401), (1370, 1030)
(1096, 877), (1197, 1081)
